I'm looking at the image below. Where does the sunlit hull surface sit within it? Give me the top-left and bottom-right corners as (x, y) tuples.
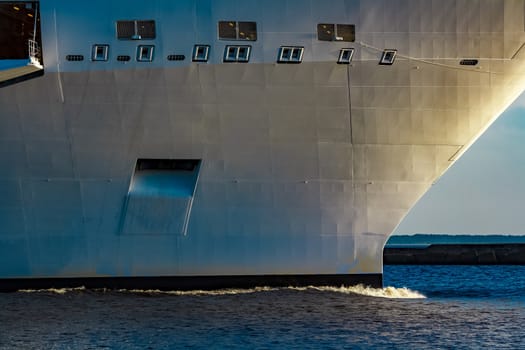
(1, 0), (525, 290)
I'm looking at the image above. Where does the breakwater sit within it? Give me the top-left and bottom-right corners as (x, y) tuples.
(384, 244), (525, 265)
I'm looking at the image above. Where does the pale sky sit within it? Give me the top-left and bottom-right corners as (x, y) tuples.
(394, 94), (525, 235)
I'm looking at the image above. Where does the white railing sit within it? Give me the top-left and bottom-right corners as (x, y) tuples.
(28, 39), (42, 68)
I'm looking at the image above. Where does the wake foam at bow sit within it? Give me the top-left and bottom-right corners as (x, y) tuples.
(18, 287), (86, 294)
(17, 284), (425, 298)
(119, 287), (277, 296)
(305, 284), (426, 299)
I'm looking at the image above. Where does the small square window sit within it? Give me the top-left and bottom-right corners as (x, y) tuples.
(237, 46), (250, 62)
(280, 47), (291, 61)
(379, 49), (397, 65)
(337, 48), (354, 64)
(291, 49), (301, 61)
(92, 44), (109, 61)
(137, 45), (154, 62)
(224, 46), (238, 62)
(193, 45), (210, 62)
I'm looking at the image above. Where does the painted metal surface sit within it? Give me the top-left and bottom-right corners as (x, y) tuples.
(1, 0), (525, 282)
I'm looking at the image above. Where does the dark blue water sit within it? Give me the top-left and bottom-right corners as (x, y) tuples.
(1, 265), (523, 349)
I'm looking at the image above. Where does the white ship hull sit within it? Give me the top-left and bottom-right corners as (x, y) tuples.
(1, 0), (525, 290)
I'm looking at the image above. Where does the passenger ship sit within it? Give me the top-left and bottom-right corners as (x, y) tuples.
(1, 0), (525, 291)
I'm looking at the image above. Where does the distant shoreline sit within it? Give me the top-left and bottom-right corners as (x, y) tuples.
(384, 235), (525, 264)
(386, 234), (525, 246)
(384, 243), (525, 265)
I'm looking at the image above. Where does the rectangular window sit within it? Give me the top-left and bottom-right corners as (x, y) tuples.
(218, 21), (257, 41)
(192, 45), (210, 62)
(92, 44), (109, 61)
(117, 20), (156, 40)
(223, 45), (251, 62)
(379, 49), (397, 65)
(337, 48), (354, 64)
(278, 46), (304, 63)
(237, 46), (250, 62)
(224, 46), (238, 62)
(137, 45), (154, 62)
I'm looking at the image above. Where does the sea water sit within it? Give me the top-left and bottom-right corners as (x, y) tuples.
(0, 265), (523, 349)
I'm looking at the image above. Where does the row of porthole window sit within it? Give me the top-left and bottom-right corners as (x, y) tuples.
(68, 44), (399, 65)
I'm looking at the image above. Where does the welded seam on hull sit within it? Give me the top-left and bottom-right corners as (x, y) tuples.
(53, 9), (65, 103)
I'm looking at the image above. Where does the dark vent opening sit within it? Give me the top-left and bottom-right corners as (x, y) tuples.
(136, 159), (200, 172)
(167, 54), (185, 61)
(66, 55), (84, 61)
(117, 55), (131, 62)
(460, 59), (479, 66)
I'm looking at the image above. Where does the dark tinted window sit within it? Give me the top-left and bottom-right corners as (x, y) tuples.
(238, 21), (257, 41)
(317, 23), (335, 41)
(317, 23), (355, 42)
(117, 20), (155, 40)
(218, 21), (237, 39)
(336, 24), (355, 42)
(117, 21), (135, 39)
(218, 21), (257, 41)
(137, 20), (156, 39)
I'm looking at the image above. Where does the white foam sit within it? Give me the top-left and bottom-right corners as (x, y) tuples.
(119, 286), (277, 296)
(299, 284), (426, 299)
(16, 284), (425, 299)
(18, 286), (86, 294)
